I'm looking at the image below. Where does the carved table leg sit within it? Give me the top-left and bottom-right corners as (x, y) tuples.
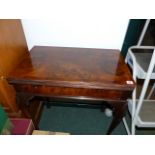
(106, 101), (127, 135)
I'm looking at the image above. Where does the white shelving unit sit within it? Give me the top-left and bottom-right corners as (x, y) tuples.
(123, 19), (155, 135)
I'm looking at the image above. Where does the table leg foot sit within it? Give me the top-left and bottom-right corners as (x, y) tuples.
(106, 102), (127, 135)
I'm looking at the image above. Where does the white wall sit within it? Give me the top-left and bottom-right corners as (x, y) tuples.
(21, 19), (129, 51)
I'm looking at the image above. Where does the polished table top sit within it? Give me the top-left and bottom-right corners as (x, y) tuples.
(7, 46), (135, 93)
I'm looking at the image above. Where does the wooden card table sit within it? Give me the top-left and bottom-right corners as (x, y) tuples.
(7, 46), (135, 134)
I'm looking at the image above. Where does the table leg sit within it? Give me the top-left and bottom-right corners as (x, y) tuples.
(106, 102), (127, 135)
(16, 93), (33, 118)
(16, 93), (43, 129)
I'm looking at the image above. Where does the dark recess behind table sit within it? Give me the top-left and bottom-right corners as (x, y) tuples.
(121, 19), (146, 58)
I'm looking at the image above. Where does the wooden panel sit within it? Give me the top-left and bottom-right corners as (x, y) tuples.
(0, 78), (18, 111)
(0, 19), (28, 113)
(13, 84), (132, 101)
(0, 20), (44, 127)
(0, 19), (29, 77)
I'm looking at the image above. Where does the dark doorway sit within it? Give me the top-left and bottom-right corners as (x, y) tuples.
(121, 19), (146, 57)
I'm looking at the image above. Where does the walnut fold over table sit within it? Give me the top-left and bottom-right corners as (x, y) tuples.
(7, 46), (135, 134)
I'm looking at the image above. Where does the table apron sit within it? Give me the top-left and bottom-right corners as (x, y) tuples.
(12, 84), (132, 102)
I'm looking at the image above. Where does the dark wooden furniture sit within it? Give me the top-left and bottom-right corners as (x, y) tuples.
(7, 46), (135, 134)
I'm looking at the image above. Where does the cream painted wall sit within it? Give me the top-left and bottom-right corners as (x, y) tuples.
(21, 19), (129, 50)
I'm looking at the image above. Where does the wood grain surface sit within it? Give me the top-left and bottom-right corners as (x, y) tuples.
(7, 46), (135, 91)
